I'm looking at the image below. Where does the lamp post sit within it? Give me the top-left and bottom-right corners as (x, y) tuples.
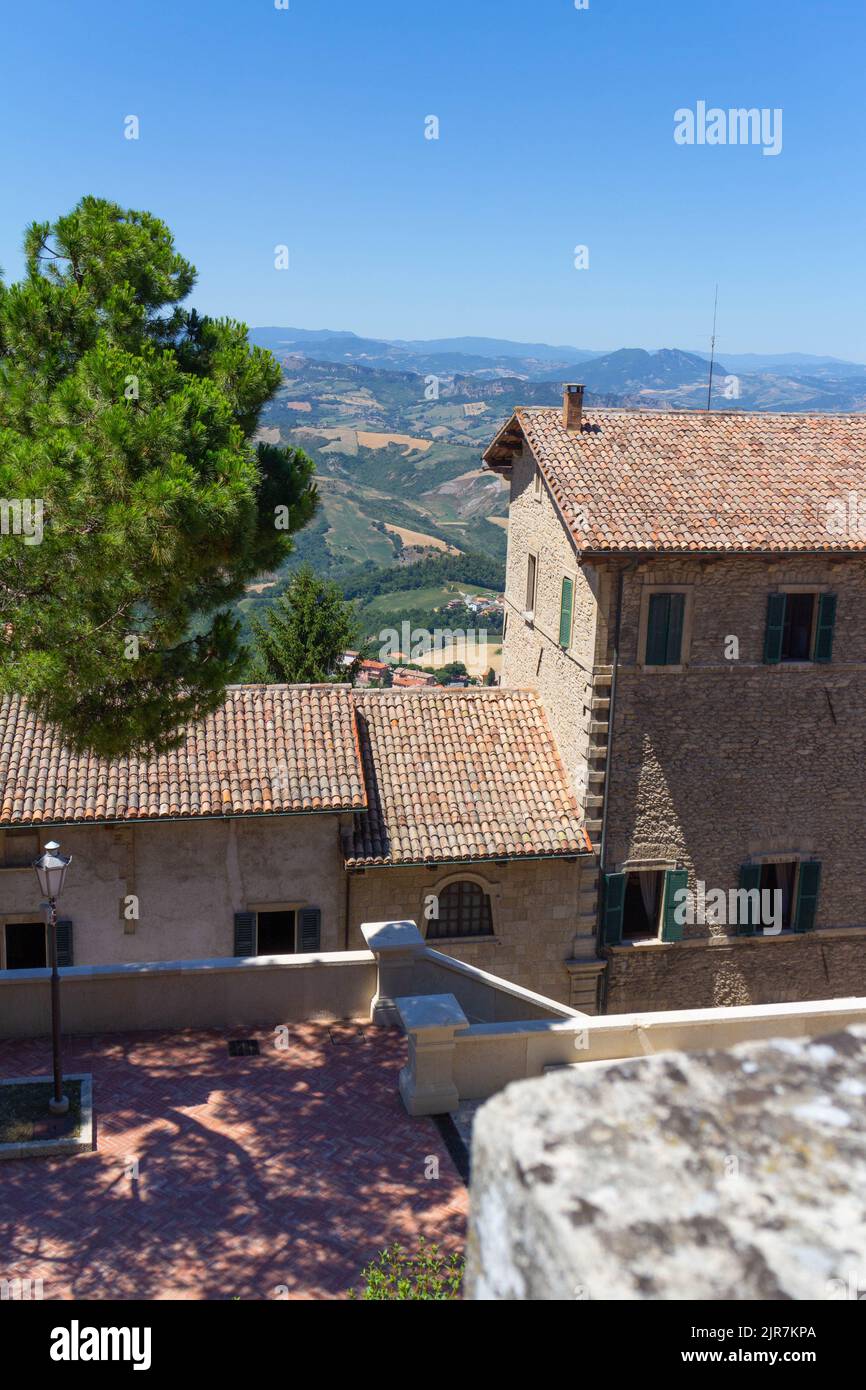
(32, 840), (72, 1116)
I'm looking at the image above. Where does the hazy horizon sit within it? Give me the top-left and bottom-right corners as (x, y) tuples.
(2, 0), (864, 358)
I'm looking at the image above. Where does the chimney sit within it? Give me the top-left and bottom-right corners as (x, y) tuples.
(562, 383), (585, 433)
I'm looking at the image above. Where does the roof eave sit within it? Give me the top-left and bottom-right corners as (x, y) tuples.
(577, 545), (866, 560)
(482, 412), (526, 472)
(345, 846), (593, 870)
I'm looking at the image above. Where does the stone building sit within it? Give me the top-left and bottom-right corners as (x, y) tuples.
(0, 684), (599, 1009)
(5, 393), (865, 1018)
(484, 385), (866, 1013)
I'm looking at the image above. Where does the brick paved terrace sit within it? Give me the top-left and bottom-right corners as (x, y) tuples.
(0, 1024), (467, 1300)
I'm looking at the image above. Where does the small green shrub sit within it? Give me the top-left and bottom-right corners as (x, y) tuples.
(349, 1238), (464, 1300)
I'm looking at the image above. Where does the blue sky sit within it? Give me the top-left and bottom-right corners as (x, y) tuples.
(1, 0), (864, 359)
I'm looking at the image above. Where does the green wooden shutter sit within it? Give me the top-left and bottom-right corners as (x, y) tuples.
(661, 869), (688, 941)
(233, 911), (256, 957)
(298, 907), (322, 953)
(794, 861), (821, 933)
(645, 594), (670, 665)
(764, 593), (786, 664)
(55, 919), (74, 967)
(665, 594), (685, 664)
(736, 864), (762, 936)
(558, 576), (574, 648)
(814, 594), (837, 663)
(602, 873), (626, 945)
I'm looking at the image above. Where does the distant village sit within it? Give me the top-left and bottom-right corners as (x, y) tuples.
(343, 591), (504, 687)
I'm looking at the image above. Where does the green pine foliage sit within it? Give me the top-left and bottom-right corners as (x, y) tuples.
(249, 564), (361, 684)
(0, 197), (317, 756)
(340, 550), (505, 602)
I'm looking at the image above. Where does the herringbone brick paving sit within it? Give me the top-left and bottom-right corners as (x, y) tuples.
(0, 1024), (467, 1300)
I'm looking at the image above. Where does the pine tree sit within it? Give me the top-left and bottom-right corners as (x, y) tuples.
(250, 565), (361, 684)
(0, 197), (318, 756)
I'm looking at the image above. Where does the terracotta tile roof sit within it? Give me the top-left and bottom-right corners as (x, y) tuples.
(0, 685), (366, 826)
(347, 688), (589, 867)
(484, 408), (866, 554)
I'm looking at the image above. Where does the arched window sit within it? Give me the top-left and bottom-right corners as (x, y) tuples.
(427, 880), (494, 940)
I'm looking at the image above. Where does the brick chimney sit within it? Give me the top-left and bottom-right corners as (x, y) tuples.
(562, 383), (585, 433)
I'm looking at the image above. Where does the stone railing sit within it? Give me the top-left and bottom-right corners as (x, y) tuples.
(0, 951), (377, 1038)
(0, 920), (578, 1042)
(391, 987), (866, 1115)
(360, 919), (580, 1027)
(466, 1026), (866, 1300)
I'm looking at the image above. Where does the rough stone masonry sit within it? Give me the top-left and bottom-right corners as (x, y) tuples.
(466, 1027), (866, 1300)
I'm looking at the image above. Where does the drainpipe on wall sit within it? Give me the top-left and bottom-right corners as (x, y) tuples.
(344, 867), (352, 952)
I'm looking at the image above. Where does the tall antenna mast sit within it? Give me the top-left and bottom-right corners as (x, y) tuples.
(706, 283), (719, 411)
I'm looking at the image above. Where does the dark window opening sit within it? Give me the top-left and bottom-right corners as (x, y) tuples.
(781, 593), (815, 661)
(525, 554), (538, 613)
(256, 910), (297, 955)
(427, 881), (494, 940)
(645, 593), (686, 666)
(622, 871), (662, 940)
(759, 862), (795, 929)
(4, 922), (46, 970)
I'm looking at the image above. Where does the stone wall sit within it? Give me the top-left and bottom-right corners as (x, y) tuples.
(348, 856), (596, 1007)
(0, 814), (348, 966)
(0, 951), (376, 1038)
(499, 442), (604, 785)
(0, 814), (602, 1008)
(494, 440), (866, 1014)
(466, 1027), (866, 1300)
(605, 556), (866, 928)
(596, 554), (866, 1010)
(606, 929), (866, 1014)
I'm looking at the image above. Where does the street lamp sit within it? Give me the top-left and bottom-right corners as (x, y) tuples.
(32, 840), (72, 1116)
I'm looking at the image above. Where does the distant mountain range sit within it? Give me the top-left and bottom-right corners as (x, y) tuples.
(235, 329), (866, 644)
(249, 328), (866, 413)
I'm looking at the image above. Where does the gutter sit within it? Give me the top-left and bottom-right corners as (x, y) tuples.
(346, 847), (593, 872)
(0, 806), (363, 833)
(344, 857), (352, 951)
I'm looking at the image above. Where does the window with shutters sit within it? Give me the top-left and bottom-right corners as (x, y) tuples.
(604, 868), (686, 945)
(645, 593), (685, 665)
(426, 880), (494, 940)
(559, 575), (575, 649)
(737, 859), (822, 934)
(638, 587), (692, 668)
(621, 870), (663, 940)
(764, 590), (836, 664)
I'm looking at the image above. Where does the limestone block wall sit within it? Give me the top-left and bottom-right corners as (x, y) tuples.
(466, 1027), (866, 1300)
(348, 856), (595, 1007)
(605, 555), (866, 928)
(498, 442), (606, 790)
(605, 930), (866, 1014)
